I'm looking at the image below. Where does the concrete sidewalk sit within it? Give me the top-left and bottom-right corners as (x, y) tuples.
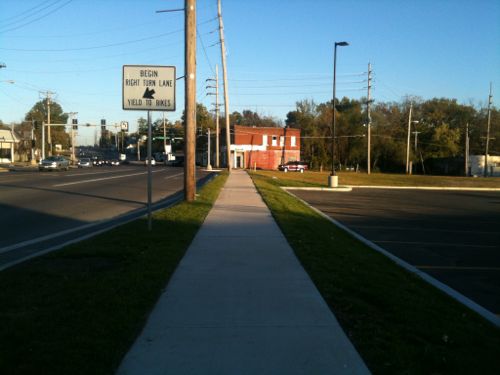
(117, 170), (369, 374)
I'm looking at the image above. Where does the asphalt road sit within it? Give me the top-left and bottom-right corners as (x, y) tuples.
(0, 165), (213, 268)
(289, 188), (500, 315)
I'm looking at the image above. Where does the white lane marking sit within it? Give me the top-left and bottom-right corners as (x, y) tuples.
(375, 240), (496, 248)
(416, 265), (500, 271)
(65, 168), (136, 177)
(164, 172), (184, 180)
(53, 169), (168, 187)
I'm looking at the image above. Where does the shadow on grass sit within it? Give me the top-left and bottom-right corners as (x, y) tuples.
(0, 174), (226, 375)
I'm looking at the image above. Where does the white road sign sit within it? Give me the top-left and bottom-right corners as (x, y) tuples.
(122, 65), (176, 111)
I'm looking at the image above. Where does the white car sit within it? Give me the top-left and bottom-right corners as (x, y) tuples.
(77, 158), (92, 168)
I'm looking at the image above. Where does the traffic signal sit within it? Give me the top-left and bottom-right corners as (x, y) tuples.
(101, 119), (106, 126)
(31, 140), (36, 148)
(72, 125), (78, 130)
(72, 119), (78, 125)
(33, 120), (39, 130)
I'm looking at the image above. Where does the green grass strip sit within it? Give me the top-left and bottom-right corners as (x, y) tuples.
(254, 170), (500, 188)
(0, 172), (228, 375)
(250, 172), (500, 375)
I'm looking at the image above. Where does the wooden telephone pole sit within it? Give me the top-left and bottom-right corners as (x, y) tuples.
(484, 83), (493, 177)
(366, 63), (372, 174)
(218, 0), (232, 172)
(185, 0), (196, 201)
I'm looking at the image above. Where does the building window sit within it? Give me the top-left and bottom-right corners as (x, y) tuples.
(279, 136), (284, 147)
(272, 135), (277, 146)
(291, 136), (296, 147)
(262, 135), (268, 146)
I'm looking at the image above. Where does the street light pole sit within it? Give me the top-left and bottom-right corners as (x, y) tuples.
(405, 102), (415, 174)
(329, 41), (349, 188)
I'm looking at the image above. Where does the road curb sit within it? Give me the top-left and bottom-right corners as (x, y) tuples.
(348, 185), (500, 191)
(283, 186), (352, 192)
(282, 188), (500, 328)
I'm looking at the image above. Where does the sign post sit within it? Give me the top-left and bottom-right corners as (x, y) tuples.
(123, 65), (176, 230)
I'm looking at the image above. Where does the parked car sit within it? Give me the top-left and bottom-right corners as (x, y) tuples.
(278, 161), (309, 173)
(39, 156), (70, 171)
(77, 157), (92, 168)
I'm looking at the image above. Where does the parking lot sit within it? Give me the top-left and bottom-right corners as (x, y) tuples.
(289, 188), (500, 315)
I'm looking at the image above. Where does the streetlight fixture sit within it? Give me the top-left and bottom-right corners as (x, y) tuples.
(329, 41), (349, 188)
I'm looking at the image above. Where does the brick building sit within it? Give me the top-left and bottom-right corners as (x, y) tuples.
(230, 125), (301, 170)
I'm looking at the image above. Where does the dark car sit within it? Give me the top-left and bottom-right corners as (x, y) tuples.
(278, 161), (309, 173)
(92, 157), (105, 166)
(39, 156), (70, 171)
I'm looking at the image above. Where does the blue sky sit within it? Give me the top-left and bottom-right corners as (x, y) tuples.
(0, 0), (498, 145)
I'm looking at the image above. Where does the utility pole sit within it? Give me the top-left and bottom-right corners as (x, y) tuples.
(41, 91), (55, 156)
(412, 129), (421, 174)
(42, 121), (45, 160)
(207, 127), (212, 170)
(206, 65), (220, 168)
(484, 83), (493, 177)
(405, 102), (413, 174)
(30, 118), (35, 164)
(465, 122), (469, 176)
(163, 112), (167, 155)
(147, 110), (153, 230)
(366, 62), (372, 174)
(185, 0), (196, 201)
(413, 130), (421, 153)
(218, 0), (232, 172)
(68, 112), (78, 165)
(215, 65), (219, 168)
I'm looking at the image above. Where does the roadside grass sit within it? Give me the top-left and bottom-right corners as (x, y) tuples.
(0, 172), (227, 375)
(254, 170), (500, 188)
(250, 172), (500, 375)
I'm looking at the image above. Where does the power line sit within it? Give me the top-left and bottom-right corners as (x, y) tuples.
(0, 0), (59, 24)
(197, 27), (215, 75)
(231, 82), (364, 89)
(229, 74), (365, 82)
(0, 0), (73, 33)
(231, 89), (364, 96)
(0, 28), (183, 52)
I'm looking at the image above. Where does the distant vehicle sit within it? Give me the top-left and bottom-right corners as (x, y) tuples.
(154, 152), (166, 162)
(278, 161), (308, 173)
(165, 155), (184, 167)
(145, 158), (156, 166)
(109, 159), (120, 166)
(77, 157), (92, 168)
(39, 156), (70, 171)
(92, 158), (104, 167)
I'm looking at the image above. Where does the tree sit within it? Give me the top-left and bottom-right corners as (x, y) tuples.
(25, 100), (69, 152)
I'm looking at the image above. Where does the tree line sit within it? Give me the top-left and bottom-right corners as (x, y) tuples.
(1, 96), (497, 174)
(285, 97), (498, 174)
